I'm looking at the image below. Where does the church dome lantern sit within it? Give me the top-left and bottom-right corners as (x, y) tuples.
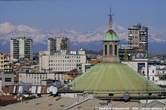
(102, 9), (120, 63)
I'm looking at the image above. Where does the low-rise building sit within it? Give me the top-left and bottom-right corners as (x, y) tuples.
(148, 64), (166, 87)
(0, 70), (15, 87)
(0, 53), (4, 70)
(148, 65), (158, 82)
(156, 65), (166, 86)
(0, 54), (14, 92)
(19, 72), (65, 85)
(39, 51), (49, 72)
(118, 45), (134, 61)
(39, 49), (87, 73)
(19, 72), (48, 85)
(3, 54), (12, 72)
(19, 66), (64, 85)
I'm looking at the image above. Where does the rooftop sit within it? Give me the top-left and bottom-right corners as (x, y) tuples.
(1, 95), (166, 110)
(71, 63), (161, 94)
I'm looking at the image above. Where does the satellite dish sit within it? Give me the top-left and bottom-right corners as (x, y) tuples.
(48, 86), (58, 95)
(52, 87), (58, 95)
(48, 86), (53, 94)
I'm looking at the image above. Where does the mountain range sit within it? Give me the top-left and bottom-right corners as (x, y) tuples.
(0, 22), (166, 54)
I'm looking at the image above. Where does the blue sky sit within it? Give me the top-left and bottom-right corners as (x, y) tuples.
(0, 0), (166, 33)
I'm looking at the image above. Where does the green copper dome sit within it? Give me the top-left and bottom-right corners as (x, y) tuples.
(104, 29), (119, 41)
(71, 63), (161, 94)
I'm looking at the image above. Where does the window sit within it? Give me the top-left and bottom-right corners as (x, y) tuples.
(109, 45), (112, 55)
(152, 70), (154, 73)
(5, 78), (12, 82)
(105, 44), (107, 55)
(114, 45), (117, 56)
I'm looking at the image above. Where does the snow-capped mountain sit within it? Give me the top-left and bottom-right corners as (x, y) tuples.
(0, 22), (166, 54)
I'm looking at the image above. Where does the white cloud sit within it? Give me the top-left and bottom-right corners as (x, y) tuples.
(0, 22), (165, 47)
(16, 25), (39, 33)
(0, 22), (49, 45)
(0, 22), (15, 34)
(50, 24), (128, 43)
(150, 34), (166, 43)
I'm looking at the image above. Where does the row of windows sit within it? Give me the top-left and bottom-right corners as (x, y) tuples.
(5, 78), (12, 82)
(51, 67), (76, 71)
(140, 31), (147, 35)
(32, 82), (40, 85)
(33, 76), (46, 80)
(50, 55), (80, 59)
(129, 30), (147, 35)
(159, 75), (166, 80)
(49, 63), (77, 66)
(157, 71), (166, 74)
(49, 60), (81, 63)
(19, 75), (47, 81)
(129, 31), (139, 35)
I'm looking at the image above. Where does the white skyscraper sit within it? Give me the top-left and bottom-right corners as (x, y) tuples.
(10, 37), (33, 62)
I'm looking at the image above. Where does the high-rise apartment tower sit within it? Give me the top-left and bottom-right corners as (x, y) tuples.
(10, 37), (33, 62)
(128, 24), (148, 59)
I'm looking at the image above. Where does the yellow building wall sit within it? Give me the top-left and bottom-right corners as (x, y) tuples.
(0, 53), (4, 70)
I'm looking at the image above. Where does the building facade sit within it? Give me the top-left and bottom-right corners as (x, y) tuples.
(49, 51), (86, 73)
(148, 65), (166, 87)
(56, 37), (69, 52)
(39, 51), (50, 72)
(48, 37), (69, 55)
(10, 37), (33, 62)
(48, 38), (56, 55)
(19, 72), (47, 85)
(156, 65), (166, 86)
(0, 53), (12, 72)
(0, 71), (15, 87)
(19, 72), (65, 85)
(0, 53), (4, 70)
(19, 66), (65, 85)
(0, 53), (14, 90)
(128, 24), (148, 59)
(118, 45), (134, 61)
(39, 50), (86, 73)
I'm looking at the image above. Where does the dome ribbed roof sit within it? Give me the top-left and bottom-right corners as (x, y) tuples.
(71, 63), (161, 95)
(104, 29), (119, 41)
